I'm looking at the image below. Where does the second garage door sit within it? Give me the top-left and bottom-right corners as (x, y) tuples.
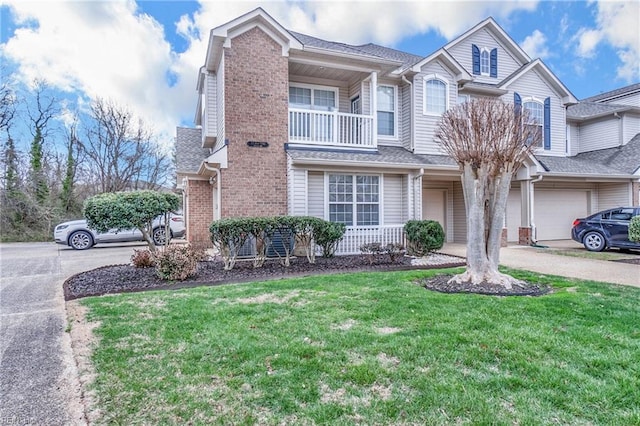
(534, 190), (589, 240)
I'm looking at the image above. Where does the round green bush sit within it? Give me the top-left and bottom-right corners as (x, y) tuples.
(403, 220), (445, 256)
(629, 216), (640, 243)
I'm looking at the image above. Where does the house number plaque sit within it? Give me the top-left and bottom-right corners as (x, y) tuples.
(247, 141), (269, 148)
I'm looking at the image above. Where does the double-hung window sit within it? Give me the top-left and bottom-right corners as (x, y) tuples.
(424, 75), (448, 115)
(289, 85), (337, 142)
(377, 86), (395, 137)
(523, 100), (544, 147)
(328, 174), (380, 226)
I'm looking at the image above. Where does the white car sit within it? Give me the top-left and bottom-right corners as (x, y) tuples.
(54, 214), (186, 250)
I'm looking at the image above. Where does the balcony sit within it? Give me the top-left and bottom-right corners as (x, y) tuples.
(289, 108), (375, 149)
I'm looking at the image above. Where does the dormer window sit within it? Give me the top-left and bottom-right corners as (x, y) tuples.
(480, 49), (490, 75)
(472, 45), (498, 77)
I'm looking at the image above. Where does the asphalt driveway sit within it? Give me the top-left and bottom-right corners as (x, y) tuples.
(0, 242), (143, 425)
(0, 239), (638, 424)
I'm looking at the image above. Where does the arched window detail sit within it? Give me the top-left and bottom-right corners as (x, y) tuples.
(423, 75), (449, 115)
(523, 99), (544, 147)
(480, 49), (490, 75)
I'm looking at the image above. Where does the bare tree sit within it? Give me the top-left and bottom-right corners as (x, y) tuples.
(79, 98), (170, 193)
(435, 98), (538, 288)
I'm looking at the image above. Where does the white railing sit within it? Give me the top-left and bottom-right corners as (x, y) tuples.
(289, 108), (374, 148)
(335, 225), (405, 255)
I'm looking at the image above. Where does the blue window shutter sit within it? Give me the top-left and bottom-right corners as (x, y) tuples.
(490, 48), (498, 77)
(472, 44), (480, 75)
(514, 92), (522, 119)
(544, 97), (551, 150)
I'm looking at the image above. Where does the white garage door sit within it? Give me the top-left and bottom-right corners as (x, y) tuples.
(534, 190), (589, 240)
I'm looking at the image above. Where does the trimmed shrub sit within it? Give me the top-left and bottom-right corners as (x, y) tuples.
(152, 244), (205, 281)
(404, 220), (445, 256)
(360, 242), (405, 264)
(314, 220), (346, 258)
(131, 249), (154, 268)
(360, 242), (383, 264)
(629, 216), (640, 243)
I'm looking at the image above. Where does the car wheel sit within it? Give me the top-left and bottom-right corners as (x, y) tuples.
(583, 231), (606, 252)
(152, 227), (171, 246)
(69, 231), (93, 250)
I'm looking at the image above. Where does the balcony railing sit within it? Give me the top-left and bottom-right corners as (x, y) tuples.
(335, 225), (405, 255)
(289, 108), (375, 148)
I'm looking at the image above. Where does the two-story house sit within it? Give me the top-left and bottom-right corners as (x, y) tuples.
(176, 8), (640, 252)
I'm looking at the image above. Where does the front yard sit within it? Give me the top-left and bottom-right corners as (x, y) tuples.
(72, 268), (640, 424)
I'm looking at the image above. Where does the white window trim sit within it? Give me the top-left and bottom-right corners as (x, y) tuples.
(522, 96), (544, 149)
(324, 172), (384, 227)
(422, 74), (450, 116)
(480, 47), (490, 76)
(376, 84), (398, 140)
(288, 82), (339, 110)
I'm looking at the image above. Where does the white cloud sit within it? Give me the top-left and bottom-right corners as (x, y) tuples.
(1, 0), (194, 152)
(575, 28), (602, 58)
(521, 29), (549, 59)
(575, 0), (640, 81)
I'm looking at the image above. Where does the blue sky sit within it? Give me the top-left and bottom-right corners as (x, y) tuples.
(1, 1), (638, 152)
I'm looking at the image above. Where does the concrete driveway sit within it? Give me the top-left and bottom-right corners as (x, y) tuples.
(441, 240), (640, 287)
(1, 239), (638, 424)
(0, 242), (143, 425)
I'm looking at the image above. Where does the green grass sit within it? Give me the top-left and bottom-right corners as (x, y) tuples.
(538, 246), (639, 261)
(81, 268), (640, 425)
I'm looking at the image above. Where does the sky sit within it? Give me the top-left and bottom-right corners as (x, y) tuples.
(1, 0), (639, 153)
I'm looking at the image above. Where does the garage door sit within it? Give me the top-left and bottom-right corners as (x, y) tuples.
(534, 190), (589, 240)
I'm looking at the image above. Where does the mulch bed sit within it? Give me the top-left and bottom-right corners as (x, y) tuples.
(64, 253), (467, 300)
(421, 274), (552, 296)
(63, 253), (554, 300)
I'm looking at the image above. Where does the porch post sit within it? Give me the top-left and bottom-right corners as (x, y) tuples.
(371, 71), (377, 145)
(518, 180), (532, 245)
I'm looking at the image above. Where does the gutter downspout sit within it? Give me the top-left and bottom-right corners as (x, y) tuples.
(401, 75), (414, 151)
(412, 168), (425, 219)
(529, 174), (544, 246)
(203, 163), (221, 221)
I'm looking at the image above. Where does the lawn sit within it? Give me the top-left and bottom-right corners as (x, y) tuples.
(77, 268), (640, 424)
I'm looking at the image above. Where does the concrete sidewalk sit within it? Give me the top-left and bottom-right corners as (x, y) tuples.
(440, 240), (640, 288)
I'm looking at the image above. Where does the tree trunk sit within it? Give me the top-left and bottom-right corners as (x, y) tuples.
(449, 164), (523, 289)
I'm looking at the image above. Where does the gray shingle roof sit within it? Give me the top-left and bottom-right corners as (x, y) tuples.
(354, 43), (422, 68)
(286, 145), (457, 168)
(582, 82), (640, 103)
(289, 31), (394, 61)
(566, 101), (633, 120)
(536, 133), (640, 175)
(176, 127), (208, 173)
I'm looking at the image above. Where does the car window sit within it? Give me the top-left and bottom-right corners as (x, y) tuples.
(607, 208), (634, 221)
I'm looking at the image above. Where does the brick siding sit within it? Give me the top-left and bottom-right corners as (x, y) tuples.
(185, 179), (213, 248)
(220, 26), (289, 218)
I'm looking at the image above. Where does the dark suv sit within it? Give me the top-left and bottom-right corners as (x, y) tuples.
(571, 207), (640, 251)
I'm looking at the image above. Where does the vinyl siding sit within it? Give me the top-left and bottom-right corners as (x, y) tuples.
(452, 180), (467, 243)
(401, 83), (412, 150)
(568, 123), (579, 156)
(623, 113), (640, 143)
(598, 92), (640, 107)
(576, 117), (620, 153)
(289, 165), (308, 216)
(413, 61), (456, 155)
(215, 55), (225, 150)
(383, 174), (407, 224)
(446, 27), (525, 84)
(597, 183), (632, 209)
(502, 69), (566, 156)
(307, 171), (324, 219)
